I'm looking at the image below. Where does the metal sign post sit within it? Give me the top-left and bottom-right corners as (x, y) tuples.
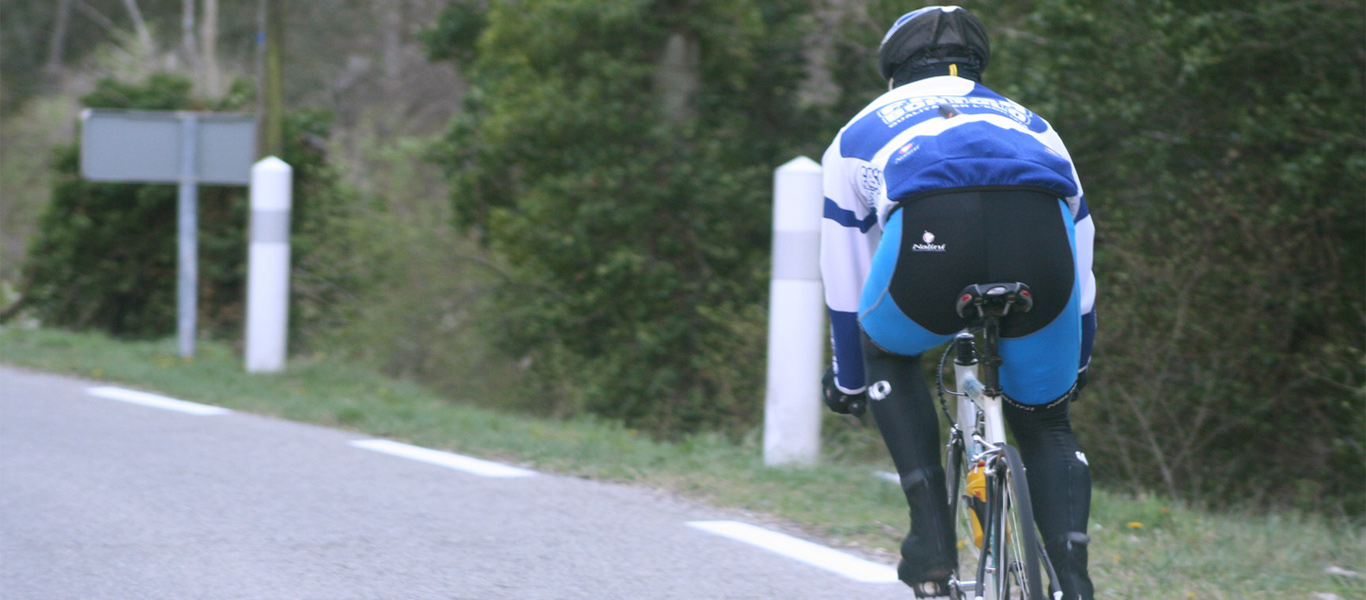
(81, 109), (255, 358)
(177, 116), (200, 359)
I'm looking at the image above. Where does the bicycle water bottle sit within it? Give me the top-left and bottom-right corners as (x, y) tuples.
(966, 461), (987, 547)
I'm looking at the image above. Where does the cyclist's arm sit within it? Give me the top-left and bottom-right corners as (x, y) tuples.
(1038, 125), (1098, 375)
(1075, 195), (1097, 375)
(819, 139), (878, 394)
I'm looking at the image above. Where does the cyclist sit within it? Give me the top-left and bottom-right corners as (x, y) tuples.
(818, 6), (1096, 599)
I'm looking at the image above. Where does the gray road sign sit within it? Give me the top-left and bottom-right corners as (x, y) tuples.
(81, 109), (255, 185)
(78, 109), (257, 358)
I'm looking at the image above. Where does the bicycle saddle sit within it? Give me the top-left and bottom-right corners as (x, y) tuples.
(955, 282), (1034, 320)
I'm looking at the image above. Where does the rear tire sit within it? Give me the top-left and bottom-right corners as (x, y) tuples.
(984, 444), (1045, 599)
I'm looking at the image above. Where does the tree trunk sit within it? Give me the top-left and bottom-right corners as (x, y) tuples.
(182, 0), (202, 84)
(652, 32), (699, 124)
(120, 0), (154, 54)
(44, 0), (75, 87)
(797, 0), (845, 110)
(260, 0), (285, 158)
(382, 1), (404, 83)
(201, 0), (221, 96)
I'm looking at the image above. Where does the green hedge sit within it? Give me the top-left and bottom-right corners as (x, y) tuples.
(18, 74), (360, 350)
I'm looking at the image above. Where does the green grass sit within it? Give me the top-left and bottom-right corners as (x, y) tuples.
(1, 325), (1361, 599)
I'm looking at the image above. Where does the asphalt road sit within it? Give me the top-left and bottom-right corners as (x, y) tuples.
(0, 365), (912, 599)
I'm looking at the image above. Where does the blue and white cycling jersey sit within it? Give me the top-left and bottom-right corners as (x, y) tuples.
(820, 75), (1097, 393)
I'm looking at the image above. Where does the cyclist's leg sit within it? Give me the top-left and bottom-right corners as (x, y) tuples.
(858, 208), (958, 594)
(994, 199), (1094, 600)
(1004, 398), (1095, 600)
(861, 335), (955, 592)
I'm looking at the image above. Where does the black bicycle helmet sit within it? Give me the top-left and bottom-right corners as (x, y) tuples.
(879, 6), (990, 85)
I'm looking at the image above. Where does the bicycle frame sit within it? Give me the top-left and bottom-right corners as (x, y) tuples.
(949, 282), (1027, 456)
(953, 336), (1007, 450)
(948, 330), (1011, 600)
(942, 282), (1054, 600)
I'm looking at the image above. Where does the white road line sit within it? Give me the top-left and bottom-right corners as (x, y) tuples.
(349, 439), (537, 478)
(86, 387), (231, 416)
(687, 520), (899, 584)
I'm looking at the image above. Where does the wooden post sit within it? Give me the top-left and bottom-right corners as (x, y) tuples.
(260, 0), (285, 158)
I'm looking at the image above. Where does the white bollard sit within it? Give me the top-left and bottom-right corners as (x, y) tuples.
(763, 156), (826, 466)
(244, 157), (293, 373)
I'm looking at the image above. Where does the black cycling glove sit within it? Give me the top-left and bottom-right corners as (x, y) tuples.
(822, 366), (868, 417)
(1072, 367), (1090, 402)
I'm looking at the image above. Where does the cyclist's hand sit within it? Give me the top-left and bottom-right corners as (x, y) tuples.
(822, 366), (868, 417)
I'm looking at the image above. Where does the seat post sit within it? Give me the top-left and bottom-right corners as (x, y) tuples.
(980, 316), (1003, 397)
(955, 282), (1032, 400)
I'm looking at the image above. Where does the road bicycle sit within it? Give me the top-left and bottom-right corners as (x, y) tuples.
(935, 282), (1061, 600)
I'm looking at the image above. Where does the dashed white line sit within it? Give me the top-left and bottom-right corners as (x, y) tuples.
(687, 520), (899, 584)
(86, 387), (231, 416)
(349, 439), (537, 478)
(84, 384), (897, 586)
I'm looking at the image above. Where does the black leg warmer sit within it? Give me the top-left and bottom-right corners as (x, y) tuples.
(862, 334), (956, 588)
(1003, 396), (1095, 600)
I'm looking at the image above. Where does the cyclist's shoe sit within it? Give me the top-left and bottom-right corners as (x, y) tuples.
(900, 572), (950, 599)
(1046, 531), (1096, 600)
(896, 467), (957, 594)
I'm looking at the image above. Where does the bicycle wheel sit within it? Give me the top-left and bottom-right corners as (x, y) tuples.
(983, 444), (1045, 599)
(944, 432), (976, 596)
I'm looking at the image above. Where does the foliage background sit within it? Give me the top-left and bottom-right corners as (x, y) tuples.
(994, 0), (1365, 514)
(13, 72), (366, 355)
(1, 0), (1361, 516)
(427, 0), (823, 432)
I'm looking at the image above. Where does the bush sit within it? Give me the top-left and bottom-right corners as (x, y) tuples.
(17, 74), (359, 351)
(431, 0), (1365, 513)
(18, 75), (245, 337)
(994, 0), (1366, 515)
(429, 0), (819, 434)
